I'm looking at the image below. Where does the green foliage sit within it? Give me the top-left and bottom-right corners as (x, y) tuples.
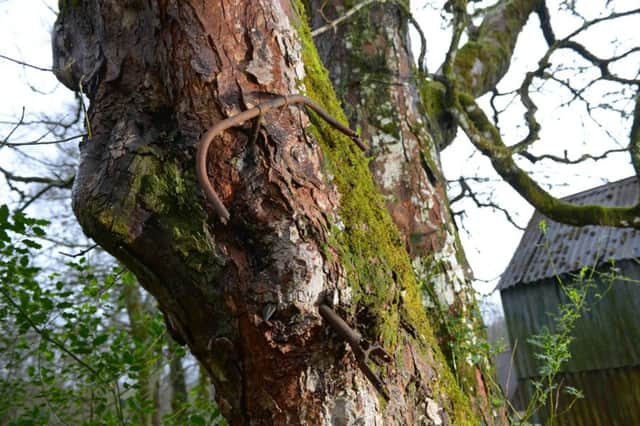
(507, 225), (617, 425)
(0, 204), (223, 425)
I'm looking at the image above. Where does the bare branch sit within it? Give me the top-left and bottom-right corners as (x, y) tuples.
(0, 53), (52, 72)
(564, 7), (640, 40)
(0, 165), (74, 186)
(2, 106), (26, 143)
(558, 40), (640, 85)
(535, 1), (555, 46)
(519, 147), (628, 165)
(0, 165), (75, 211)
(60, 244), (99, 258)
(507, 5), (639, 157)
(450, 177), (526, 230)
(311, 0), (378, 37)
(311, 0), (428, 72)
(1, 133), (86, 148)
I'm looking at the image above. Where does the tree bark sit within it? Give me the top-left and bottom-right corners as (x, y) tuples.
(307, 1), (503, 423)
(53, 0), (477, 424)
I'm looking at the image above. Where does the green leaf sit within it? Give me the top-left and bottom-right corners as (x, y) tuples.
(93, 334), (109, 346)
(22, 239), (42, 250)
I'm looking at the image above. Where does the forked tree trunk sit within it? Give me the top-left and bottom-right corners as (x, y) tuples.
(307, 2), (503, 423)
(53, 1), (478, 424)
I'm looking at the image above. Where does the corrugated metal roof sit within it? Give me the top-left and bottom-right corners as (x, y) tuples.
(498, 176), (640, 290)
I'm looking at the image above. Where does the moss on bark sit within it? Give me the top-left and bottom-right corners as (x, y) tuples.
(291, 2), (478, 422)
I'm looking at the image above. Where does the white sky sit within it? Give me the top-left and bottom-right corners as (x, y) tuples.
(0, 1), (638, 311)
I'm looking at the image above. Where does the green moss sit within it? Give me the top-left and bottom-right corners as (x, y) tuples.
(419, 80), (446, 120)
(58, 0), (80, 15)
(291, 2), (476, 422)
(90, 143), (216, 274)
(454, 41), (507, 96)
(453, 0), (540, 96)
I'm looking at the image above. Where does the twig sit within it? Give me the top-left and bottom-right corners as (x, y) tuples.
(519, 147), (628, 165)
(60, 243), (99, 258)
(0, 53), (52, 72)
(450, 177), (525, 230)
(2, 133), (86, 147)
(311, 0), (378, 37)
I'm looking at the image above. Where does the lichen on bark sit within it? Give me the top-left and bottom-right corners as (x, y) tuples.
(293, 5), (478, 422)
(303, 1), (504, 422)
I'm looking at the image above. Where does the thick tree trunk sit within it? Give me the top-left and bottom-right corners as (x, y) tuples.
(53, 1), (477, 424)
(307, 1), (503, 423)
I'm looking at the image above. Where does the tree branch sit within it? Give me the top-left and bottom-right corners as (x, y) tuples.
(311, 0), (428, 72)
(311, 0), (378, 37)
(0, 53), (53, 72)
(0, 166), (75, 211)
(1, 133), (86, 148)
(519, 147), (628, 165)
(452, 92), (640, 229)
(535, 1), (555, 46)
(452, 0), (542, 97)
(450, 177), (526, 230)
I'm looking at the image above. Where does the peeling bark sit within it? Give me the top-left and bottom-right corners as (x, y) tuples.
(53, 0), (477, 424)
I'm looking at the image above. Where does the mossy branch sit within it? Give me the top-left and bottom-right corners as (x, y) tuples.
(453, 92), (640, 229)
(452, 0), (541, 97)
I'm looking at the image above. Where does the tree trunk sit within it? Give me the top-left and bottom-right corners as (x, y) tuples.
(169, 342), (188, 416)
(122, 275), (155, 425)
(53, 1), (477, 424)
(307, 1), (502, 423)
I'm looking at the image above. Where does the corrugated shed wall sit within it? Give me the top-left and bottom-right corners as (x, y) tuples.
(498, 176), (640, 424)
(515, 366), (640, 426)
(502, 260), (640, 378)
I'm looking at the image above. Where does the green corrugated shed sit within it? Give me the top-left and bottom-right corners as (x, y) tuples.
(498, 177), (640, 425)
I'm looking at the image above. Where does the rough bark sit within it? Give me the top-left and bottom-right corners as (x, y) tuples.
(307, 1), (504, 423)
(53, 0), (476, 424)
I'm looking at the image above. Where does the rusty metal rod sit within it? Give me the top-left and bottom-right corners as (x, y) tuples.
(196, 94), (366, 223)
